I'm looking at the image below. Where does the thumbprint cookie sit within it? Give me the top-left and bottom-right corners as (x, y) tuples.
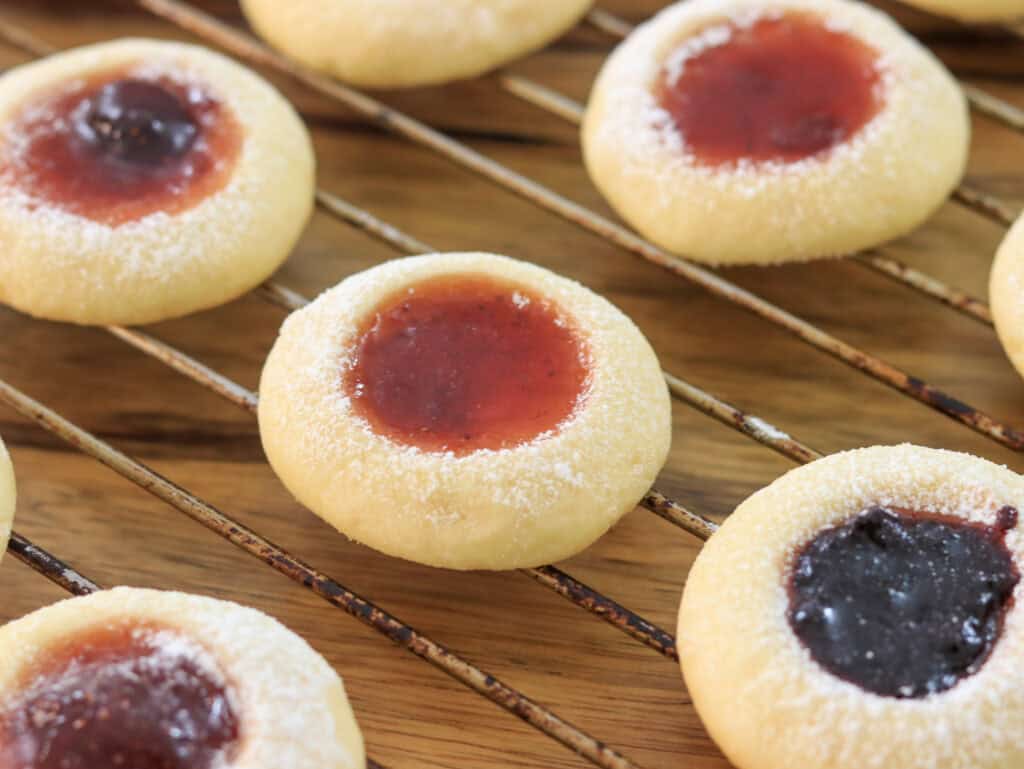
(679, 444), (1024, 769)
(0, 587), (364, 769)
(240, 0), (594, 89)
(582, 0), (969, 265)
(901, 0), (1024, 21)
(0, 39), (314, 326)
(0, 437), (13, 564)
(990, 213), (1024, 382)
(258, 252), (672, 570)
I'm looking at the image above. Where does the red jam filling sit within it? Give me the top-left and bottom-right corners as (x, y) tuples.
(344, 274), (590, 454)
(656, 14), (883, 166)
(2, 69), (242, 226)
(0, 623), (240, 769)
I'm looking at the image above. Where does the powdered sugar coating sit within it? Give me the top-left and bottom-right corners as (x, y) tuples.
(900, 0), (1024, 21)
(258, 252), (672, 570)
(581, 0), (969, 265)
(0, 437), (13, 567)
(679, 444), (1024, 769)
(240, 0), (593, 89)
(0, 39), (314, 326)
(0, 588), (364, 769)
(990, 212), (1024, 383)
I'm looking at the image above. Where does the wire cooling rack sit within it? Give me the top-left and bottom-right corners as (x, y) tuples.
(0, 2), (1021, 767)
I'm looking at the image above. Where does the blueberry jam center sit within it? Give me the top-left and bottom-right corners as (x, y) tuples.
(76, 79), (198, 167)
(3, 70), (241, 226)
(788, 506), (1019, 698)
(0, 623), (240, 769)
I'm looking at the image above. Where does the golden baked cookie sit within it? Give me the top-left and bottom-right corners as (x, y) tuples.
(679, 444), (1024, 769)
(901, 0), (1024, 21)
(990, 213), (1024, 381)
(240, 0), (594, 88)
(0, 587), (364, 769)
(0, 436), (13, 564)
(582, 0), (969, 265)
(0, 39), (314, 326)
(259, 252), (671, 570)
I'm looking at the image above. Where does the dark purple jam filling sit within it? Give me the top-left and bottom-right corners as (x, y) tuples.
(0, 623), (240, 769)
(4, 71), (241, 226)
(75, 79), (199, 167)
(788, 505), (1019, 698)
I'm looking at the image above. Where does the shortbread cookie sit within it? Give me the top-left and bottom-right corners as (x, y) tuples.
(582, 0), (969, 264)
(901, 0), (1024, 21)
(259, 252), (672, 570)
(240, 0), (594, 88)
(0, 587), (364, 769)
(679, 444), (1024, 769)
(0, 39), (314, 325)
(990, 213), (1024, 381)
(0, 437), (13, 564)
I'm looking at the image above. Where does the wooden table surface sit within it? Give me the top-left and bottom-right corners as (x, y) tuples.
(0, 2), (1022, 767)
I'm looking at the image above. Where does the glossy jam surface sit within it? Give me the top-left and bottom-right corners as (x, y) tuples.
(345, 274), (590, 454)
(3, 69), (241, 225)
(657, 14), (883, 166)
(0, 623), (240, 769)
(788, 506), (1020, 698)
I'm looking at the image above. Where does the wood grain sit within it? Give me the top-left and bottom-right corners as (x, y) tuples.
(0, 2), (1022, 768)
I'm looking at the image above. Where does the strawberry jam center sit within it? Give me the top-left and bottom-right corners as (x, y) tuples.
(656, 14), (883, 166)
(345, 274), (590, 454)
(2, 70), (241, 226)
(0, 623), (240, 769)
(789, 506), (1019, 698)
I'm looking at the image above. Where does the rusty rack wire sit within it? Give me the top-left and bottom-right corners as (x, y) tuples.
(0, 2), (1021, 768)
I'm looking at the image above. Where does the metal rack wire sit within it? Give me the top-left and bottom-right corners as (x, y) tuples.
(134, 0), (1024, 450)
(0, 3), (1020, 768)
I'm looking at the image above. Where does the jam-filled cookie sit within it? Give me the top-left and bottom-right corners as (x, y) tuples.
(0, 39), (314, 326)
(901, 0), (1024, 21)
(990, 213), (1024, 381)
(678, 444), (1024, 769)
(0, 587), (364, 769)
(582, 0), (969, 265)
(0, 437), (14, 563)
(259, 252), (671, 570)
(240, 0), (593, 88)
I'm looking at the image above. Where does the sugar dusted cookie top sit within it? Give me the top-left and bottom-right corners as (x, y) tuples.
(241, 0), (594, 88)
